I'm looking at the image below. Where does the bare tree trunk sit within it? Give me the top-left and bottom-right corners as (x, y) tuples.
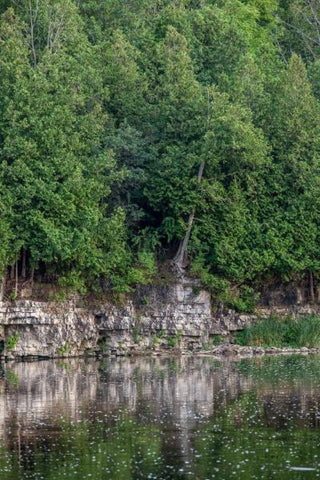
(310, 271), (315, 303)
(30, 267), (35, 294)
(15, 261), (18, 299)
(173, 211), (195, 270)
(28, 0), (39, 67)
(47, 5), (66, 53)
(10, 264), (15, 280)
(280, 1), (320, 60)
(173, 160), (205, 270)
(0, 270), (6, 301)
(22, 249), (27, 279)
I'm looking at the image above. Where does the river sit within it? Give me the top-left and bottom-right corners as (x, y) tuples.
(0, 355), (320, 479)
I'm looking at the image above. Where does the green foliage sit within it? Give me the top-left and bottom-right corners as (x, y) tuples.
(166, 330), (183, 348)
(192, 259), (258, 312)
(224, 286), (259, 314)
(97, 337), (109, 354)
(203, 335), (223, 350)
(212, 335), (223, 346)
(127, 251), (156, 286)
(156, 329), (166, 339)
(0, 2), (140, 295)
(152, 329), (167, 348)
(152, 335), (160, 347)
(8, 290), (17, 302)
(52, 290), (69, 303)
(235, 315), (320, 348)
(132, 327), (141, 344)
(58, 271), (87, 295)
(0, 0), (319, 302)
(192, 286), (200, 296)
(5, 333), (19, 351)
(57, 342), (73, 356)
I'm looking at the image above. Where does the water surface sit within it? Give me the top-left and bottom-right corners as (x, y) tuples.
(1, 355), (320, 479)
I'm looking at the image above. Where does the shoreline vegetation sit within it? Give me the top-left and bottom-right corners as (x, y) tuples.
(198, 314), (320, 356)
(2, 314), (320, 361)
(235, 315), (320, 349)
(0, 1), (319, 313)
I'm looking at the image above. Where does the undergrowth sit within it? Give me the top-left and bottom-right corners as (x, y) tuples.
(235, 315), (320, 348)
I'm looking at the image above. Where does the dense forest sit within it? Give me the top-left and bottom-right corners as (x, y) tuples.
(0, 0), (319, 307)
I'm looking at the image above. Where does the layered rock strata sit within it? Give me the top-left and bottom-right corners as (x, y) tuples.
(0, 279), (318, 358)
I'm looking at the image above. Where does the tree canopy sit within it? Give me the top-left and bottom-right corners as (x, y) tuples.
(0, 0), (319, 306)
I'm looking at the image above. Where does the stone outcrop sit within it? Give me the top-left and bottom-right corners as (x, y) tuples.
(0, 277), (319, 358)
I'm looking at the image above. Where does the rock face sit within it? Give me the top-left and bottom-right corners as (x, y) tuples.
(0, 278), (319, 358)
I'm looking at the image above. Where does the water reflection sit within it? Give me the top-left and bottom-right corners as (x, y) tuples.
(0, 356), (320, 479)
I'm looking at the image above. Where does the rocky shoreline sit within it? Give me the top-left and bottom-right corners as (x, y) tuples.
(2, 344), (320, 362)
(135, 344), (320, 360)
(0, 278), (320, 360)
(194, 344), (320, 358)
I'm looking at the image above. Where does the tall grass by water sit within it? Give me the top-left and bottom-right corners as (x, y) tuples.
(235, 315), (320, 348)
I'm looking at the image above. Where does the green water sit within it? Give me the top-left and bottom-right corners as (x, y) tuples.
(0, 355), (320, 479)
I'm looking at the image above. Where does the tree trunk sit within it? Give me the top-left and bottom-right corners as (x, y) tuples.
(310, 271), (315, 303)
(22, 248), (27, 279)
(30, 267), (35, 294)
(0, 270), (6, 301)
(173, 160), (205, 270)
(173, 211), (195, 270)
(28, 0), (38, 67)
(10, 264), (15, 280)
(15, 261), (18, 299)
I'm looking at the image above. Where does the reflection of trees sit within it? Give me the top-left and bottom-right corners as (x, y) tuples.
(0, 357), (251, 437)
(0, 356), (320, 478)
(194, 387), (320, 480)
(191, 356), (320, 479)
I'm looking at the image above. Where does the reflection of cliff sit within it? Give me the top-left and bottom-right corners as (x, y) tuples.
(1, 357), (320, 459)
(0, 358), (251, 444)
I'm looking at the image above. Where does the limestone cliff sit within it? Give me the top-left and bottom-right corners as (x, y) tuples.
(0, 278), (319, 358)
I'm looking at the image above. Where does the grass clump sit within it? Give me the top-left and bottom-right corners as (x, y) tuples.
(235, 315), (320, 348)
(5, 333), (19, 351)
(167, 330), (183, 348)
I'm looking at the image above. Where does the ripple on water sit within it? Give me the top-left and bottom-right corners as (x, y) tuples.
(0, 355), (320, 479)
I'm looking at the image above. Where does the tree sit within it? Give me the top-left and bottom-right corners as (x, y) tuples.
(146, 25), (270, 276)
(265, 53), (320, 288)
(189, 91), (270, 288)
(0, 3), (130, 293)
(145, 26), (207, 267)
(279, 0), (320, 62)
